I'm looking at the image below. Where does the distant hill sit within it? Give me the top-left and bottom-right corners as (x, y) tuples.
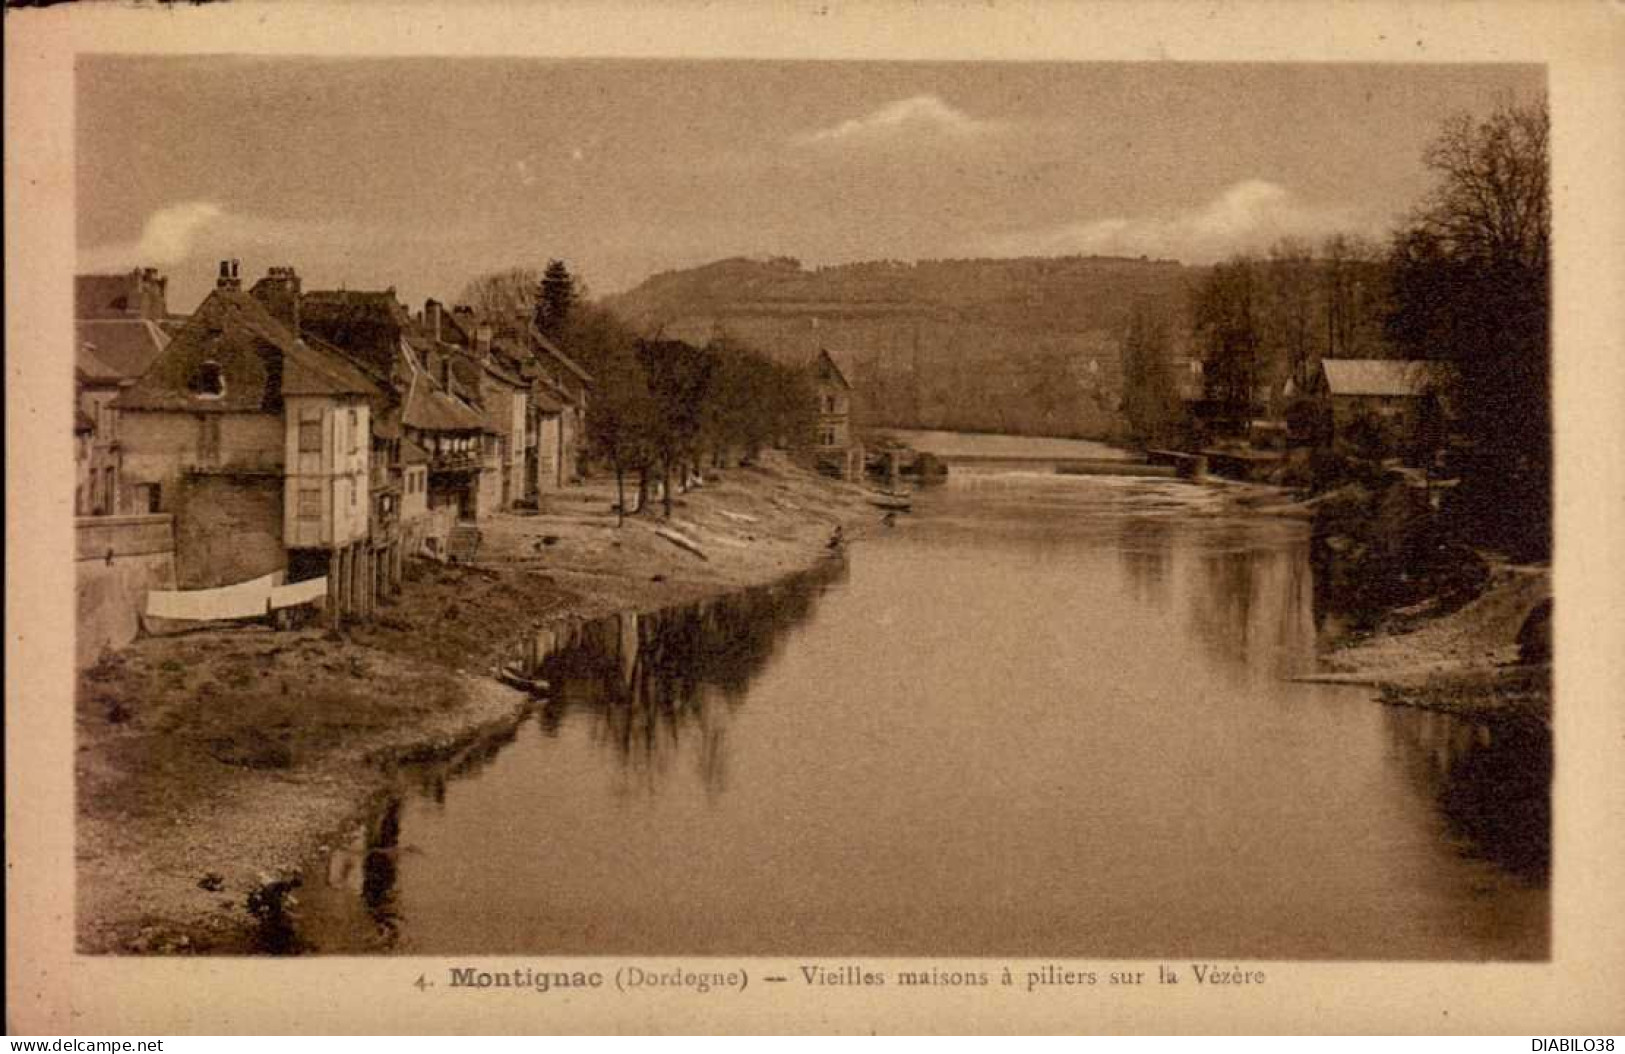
(602, 255), (1204, 440)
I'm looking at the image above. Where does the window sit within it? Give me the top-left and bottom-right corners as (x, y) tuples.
(350, 481), (357, 507)
(298, 485), (322, 520)
(144, 484), (162, 514)
(299, 419), (322, 453)
(348, 409), (359, 454)
(188, 360), (226, 399)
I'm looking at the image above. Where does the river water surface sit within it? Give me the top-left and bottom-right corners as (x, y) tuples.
(293, 442), (1549, 959)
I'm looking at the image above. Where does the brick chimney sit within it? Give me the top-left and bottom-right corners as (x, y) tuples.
(216, 259), (242, 292)
(424, 299), (442, 341)
(475, 323), (493, 359)
(249, 266), (301, 334)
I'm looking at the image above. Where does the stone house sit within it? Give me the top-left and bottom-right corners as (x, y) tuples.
(74, 269), (174, 514)
(1320, 358), (1454, 459)
(114, 264), (383, 618)
(811, 347), (864, 479)
(490, 328), (566, 498)
(442, 307), (532, 512)
(399, 317), (493, 527)
(302, 286), (490, 550)
(532, 330), (593, 483)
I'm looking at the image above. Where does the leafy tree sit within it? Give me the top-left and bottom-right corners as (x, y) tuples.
(1192, 257), (1262, 428)
(636, 338), (716, 517)
(561, 305), (655, 524)
(1386, 96), (1550, 558)
(1119, 299), (1181, 444)
(535, 260), (580, 339)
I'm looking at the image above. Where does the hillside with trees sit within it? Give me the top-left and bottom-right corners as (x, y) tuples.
(602, 254), (1202, 440)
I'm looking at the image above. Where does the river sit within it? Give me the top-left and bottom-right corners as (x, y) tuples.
(289, 436), (1549, 959)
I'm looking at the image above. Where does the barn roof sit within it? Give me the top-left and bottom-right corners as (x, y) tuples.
(1322, 359), (1453, 398)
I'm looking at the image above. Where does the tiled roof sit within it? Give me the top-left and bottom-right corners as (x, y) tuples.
(76, 274), (136, 318)
(75, 342), (128, 386)
(531, 388), (564, 414)
(448, 354), (483, 396)
(402, 438), (431, 464)
(372, 412), (403, 441)
(399, 372), (488, 433)
(75, 319), (171, 381)
(532, 329), (593, 385)
(116, 290), (378, 412)
(301, 290), (414, 378)
(813, 347), (854, 390)
(1322, 359), (1453, 398)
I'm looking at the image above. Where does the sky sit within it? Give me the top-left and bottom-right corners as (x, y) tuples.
(76, 58), (1543, 314)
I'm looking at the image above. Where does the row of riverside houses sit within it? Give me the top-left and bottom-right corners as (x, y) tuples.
(74, 260), (592, 629)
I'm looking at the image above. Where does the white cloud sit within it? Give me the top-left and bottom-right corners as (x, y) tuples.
(79, 201), (226, 270)
(982, 180), (1373, 263)
(797, 94), (999, 146)
(80, 202), (369, 273)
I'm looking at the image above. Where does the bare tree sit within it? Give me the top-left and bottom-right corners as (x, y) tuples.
(1387, 96), (1550, 558)
(458, 267), (541, 326)
(1258, 237), (1318, 398)
(1320, 233), (1386, 361)
(1416, 98), (1549, 273)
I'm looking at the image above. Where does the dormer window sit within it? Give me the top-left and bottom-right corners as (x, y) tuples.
(189, 360), (226, 399)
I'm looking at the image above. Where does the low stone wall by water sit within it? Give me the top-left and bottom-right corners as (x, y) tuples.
(75, 513), (177, 668)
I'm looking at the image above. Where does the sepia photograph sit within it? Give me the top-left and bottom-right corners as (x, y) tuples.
(7, 0), (1625, 1037)
(67, 53), (1553, 960)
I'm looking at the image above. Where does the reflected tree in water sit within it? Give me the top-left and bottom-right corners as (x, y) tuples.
(1188, 532), (1321, 680)
(1116, 516), (1173, 608)
(1385, 708), (1551, 884)
(536, 561), (845, 796)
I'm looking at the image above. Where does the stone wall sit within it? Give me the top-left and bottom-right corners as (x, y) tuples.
(172, 475), (286, 589)
(75, 514), (176, 668)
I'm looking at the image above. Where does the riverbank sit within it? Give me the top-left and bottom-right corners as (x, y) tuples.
(75, 453), (881, 954)
(1300, 561), (1552, 726)
(1175, 452), (1554, 724)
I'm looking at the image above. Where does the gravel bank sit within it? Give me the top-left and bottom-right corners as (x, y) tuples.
(76, 454), (881, 953)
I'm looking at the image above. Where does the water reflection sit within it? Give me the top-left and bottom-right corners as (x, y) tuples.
(318, 799), (404, 947)
(1217, 547), (1313, 679)
(288, 466), (1546, 959)
(1116, 516), (1172, 608)
(531, 559), (847, 797)
(1385, 706), (1552, 884)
